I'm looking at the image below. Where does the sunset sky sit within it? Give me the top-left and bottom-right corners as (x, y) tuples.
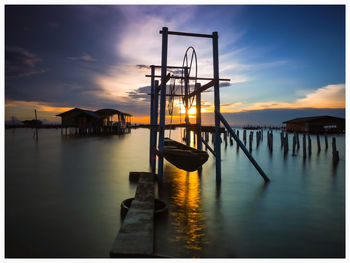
(5, 5), (345, 125)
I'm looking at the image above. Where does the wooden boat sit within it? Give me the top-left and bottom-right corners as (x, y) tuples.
(163, 138), (209, 172)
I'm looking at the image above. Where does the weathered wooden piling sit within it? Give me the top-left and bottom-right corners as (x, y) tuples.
(292, 133), (296, 155)
(308, 134), (312, 155)
(196, 83), (202, 151)
(284, 133), (289, 154)
(243, 130), (247, 144)
(325, 134), (328, 150)
(267, 130), (273, 151)
(280, 131), (284, 147)
(302, 134), (306, 158)
(249, 131), (253, 152)
(332, 137), (339, 162)
(296, 133), (300, 149)
(317, 134), (321, 152)
(270, 131), (273, 151)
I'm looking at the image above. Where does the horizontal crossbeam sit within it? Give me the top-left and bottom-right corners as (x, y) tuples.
(146, 75), (230, 82)
(150, 65), (189, 69)
(160, 30), (213, 39)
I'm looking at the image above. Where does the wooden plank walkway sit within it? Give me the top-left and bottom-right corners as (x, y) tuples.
(110, 172), (155, 257)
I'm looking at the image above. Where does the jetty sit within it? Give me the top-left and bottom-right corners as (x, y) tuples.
(110, 172), (155, 257)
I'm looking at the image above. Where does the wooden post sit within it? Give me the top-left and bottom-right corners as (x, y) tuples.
(308, 134), (311, 155)
(284, 133), (288, 154)
(243, 129), (247, 144)
(195, 83), (202, 151)
(151, 80), (159, 173)
(184, 67), (190, 146)
(213, 31), (221, 183)
(296, 133), (300, 149)
(325, 134), (328, 150)
(269, 131), (273, 151)
(317, 134), (321, 152)
(292, 133), (296, 156)
(149, 65), (155, 164)
(280, 131), (284, 147)
(157, 27), (168, 182)
(332, 137), (339, 162)
(249, 131), (253, 152)
(34, 109), (38, 140)
(303, 134), (306, 158)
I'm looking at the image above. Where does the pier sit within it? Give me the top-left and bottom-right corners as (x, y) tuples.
(110, 172), (155, 257)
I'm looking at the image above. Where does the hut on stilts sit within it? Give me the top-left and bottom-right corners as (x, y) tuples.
(57, 107), (132, 135)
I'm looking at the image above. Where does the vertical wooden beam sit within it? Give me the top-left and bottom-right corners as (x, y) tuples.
(149, 65), (156, 169)
(317, 134), (321, 152)
(184, 67), (190, 146)
(325, 134), (328, 150)
(34, 109), (38, 140)
(195, 83), (202, 151)
(332, 137), (339, 162)
(212, 31), (221, 183)
(157, 27), (168, 182)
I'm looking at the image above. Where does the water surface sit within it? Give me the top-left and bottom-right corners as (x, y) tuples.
(5, 128), (345, 257)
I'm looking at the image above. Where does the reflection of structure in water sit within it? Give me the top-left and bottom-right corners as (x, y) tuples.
(166, 167), (208, 254)
(57, 107), (132, 135)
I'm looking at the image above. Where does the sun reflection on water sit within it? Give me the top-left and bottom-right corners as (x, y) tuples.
(165, 166), (208, 253)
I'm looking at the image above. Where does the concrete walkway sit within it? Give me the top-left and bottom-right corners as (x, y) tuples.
(110, 172), (155, 257)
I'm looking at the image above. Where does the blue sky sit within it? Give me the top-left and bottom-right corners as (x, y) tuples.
(5, 5), (345, 124)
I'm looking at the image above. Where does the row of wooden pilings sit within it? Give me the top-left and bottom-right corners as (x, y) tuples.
(192, 128), (340, 163)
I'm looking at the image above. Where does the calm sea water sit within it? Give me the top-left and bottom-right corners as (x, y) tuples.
(5, 128), (345, 258)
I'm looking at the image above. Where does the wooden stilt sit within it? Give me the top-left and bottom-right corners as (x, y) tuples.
(157, 27), (168, 182)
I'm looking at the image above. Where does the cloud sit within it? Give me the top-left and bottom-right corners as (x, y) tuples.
(136, 64), (150, 70)
(294, 84), (345, 108)
(94, 6), (241, 101)
(219, 84), (345, 112)
(219, 82), (231, 88)
(5, 47), (46, 78)
(66, 53), (96, 62)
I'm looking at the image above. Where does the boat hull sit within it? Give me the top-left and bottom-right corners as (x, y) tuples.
(163, 138), (209, 172)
